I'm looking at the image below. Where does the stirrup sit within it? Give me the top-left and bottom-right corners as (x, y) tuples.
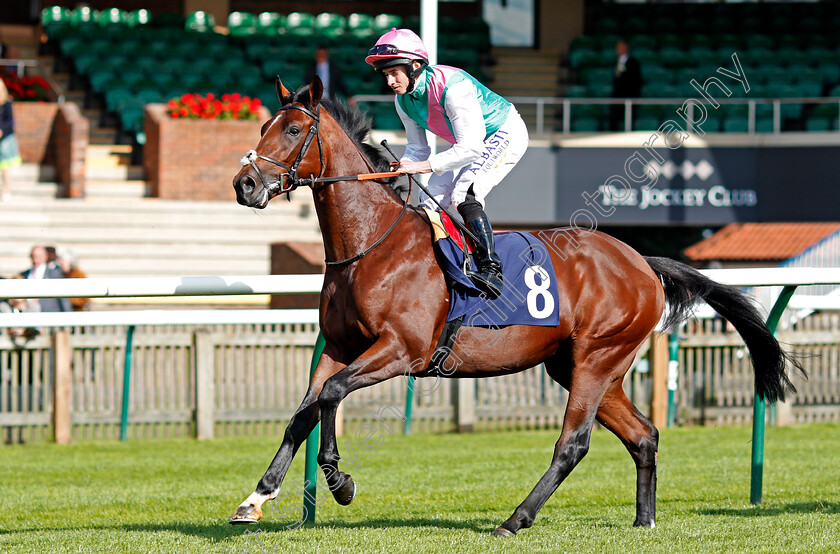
(467, 264), (503, 299)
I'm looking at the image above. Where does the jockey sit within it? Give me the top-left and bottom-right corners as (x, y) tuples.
(365, 28), (529, 299)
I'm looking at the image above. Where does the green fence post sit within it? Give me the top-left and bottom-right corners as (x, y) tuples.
(750, 284), (796, 505)
(404, 376), (415, 435)
(119, 325), (135, 442)
(667, 332), (679, 427)
(303, 332), (326, 524)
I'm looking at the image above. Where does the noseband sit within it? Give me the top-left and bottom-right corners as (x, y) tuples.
(240, 103), (325, 199)
(240, 102), (410, 267)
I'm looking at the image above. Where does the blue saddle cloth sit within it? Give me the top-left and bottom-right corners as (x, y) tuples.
(435, 231), (560, 327)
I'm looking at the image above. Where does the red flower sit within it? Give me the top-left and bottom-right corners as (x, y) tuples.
(167, 92), (261, 120)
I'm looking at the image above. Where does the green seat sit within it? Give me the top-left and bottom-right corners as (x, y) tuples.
(228, 11), (257, 36)
(315, 13), (346, 39)
(805, 116), (833, 132)
(564, 85), (587, 98)
(286, 12), (315, 36)
(256, 12), (284, 35)
(372, 14), (402, 34)
(755, 116), (775, 133)
(70, 7), (97, 27)
(569, 47), (599, 70)
(571, 116), (600, 132)
(347, 13), (373, 38)
(186, 11), (215, 33)
(587, 85), (612, 98)
(584, 68), (614, 87)
(98, 8), (127, 27)
(723, 117), (749, 133)
(41, 5), (72, 35)
(127, 9), (151, 27)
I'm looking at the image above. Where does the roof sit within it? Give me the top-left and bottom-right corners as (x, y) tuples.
(683, 222), (840, 262)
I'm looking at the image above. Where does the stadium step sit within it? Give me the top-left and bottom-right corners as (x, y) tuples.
(490, 49), (562, 96)
(0, 164), (322, 279)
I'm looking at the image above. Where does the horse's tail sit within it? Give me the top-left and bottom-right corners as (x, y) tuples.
(645, 256), (803, 403)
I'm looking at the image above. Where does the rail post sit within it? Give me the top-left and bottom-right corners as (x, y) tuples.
(119, 325), (135, 442)
(51, 330), (72, 444)
(667, 332), (679, 427)
(303, 332), (326, 524)
(404, 377), (415, 435)
(750, 284), (796, 505)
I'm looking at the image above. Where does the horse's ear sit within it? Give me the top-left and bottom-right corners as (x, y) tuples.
(276, 76), (291, 105)
(309, 75), (324, 108)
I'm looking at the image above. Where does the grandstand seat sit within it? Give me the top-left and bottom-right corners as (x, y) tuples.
(127, 9), (151, 27)
(97, 8), (127, 27)
(587, 84), (612, 98)
(286, 12), (315, 36)
(41, 5), (71, 33)
(564, 85), (587, 98)
(372, 14), (402, 34)
(635, 114), (662, 131)
(70, 6), (97, 28)
(186, 11), (215, 33)
(256, 12), (284, 35)
(583, 68), (613, 88)
(571, 116), (600, 133)
(722, 117), (749, 133)
(315, 13), (346, 39)
(805, 116), (833, 132)
(228, 12), (257, 36)
(347, 13), (374, 38)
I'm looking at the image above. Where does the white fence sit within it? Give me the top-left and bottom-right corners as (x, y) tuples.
(1, 269), (839, 444)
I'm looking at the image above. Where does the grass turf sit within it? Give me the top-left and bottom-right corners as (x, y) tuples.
(1, 423), (838, 553)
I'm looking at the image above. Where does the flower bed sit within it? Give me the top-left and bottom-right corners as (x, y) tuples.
(0, 69), (51, 102)
(166, 93), (262, 120)
(144, 103), (271, 201)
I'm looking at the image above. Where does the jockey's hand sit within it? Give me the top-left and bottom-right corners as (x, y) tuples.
(396, 160), (432, 175)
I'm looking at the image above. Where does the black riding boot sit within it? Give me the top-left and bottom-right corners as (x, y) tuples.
(462, 215), (504, 299)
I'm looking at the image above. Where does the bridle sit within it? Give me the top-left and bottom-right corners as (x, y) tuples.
(240, 102), (410, 267)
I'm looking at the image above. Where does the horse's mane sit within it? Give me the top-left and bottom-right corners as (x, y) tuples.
(283, 86), (407, 197)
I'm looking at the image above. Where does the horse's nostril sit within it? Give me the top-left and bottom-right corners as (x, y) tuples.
(240, 175), (256, 194)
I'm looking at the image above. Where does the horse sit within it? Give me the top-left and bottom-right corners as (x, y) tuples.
(229, 76), (802, 536)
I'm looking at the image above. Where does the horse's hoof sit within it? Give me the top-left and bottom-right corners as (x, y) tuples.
(333, 475), (357, 506)
(491, 526), (516, 537)
(229, 504), (262, 524)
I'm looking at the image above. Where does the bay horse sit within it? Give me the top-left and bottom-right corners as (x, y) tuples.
(230, 77), (801, 536)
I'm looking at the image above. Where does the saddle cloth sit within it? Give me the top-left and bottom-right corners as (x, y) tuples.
(424, 209), (560, 327)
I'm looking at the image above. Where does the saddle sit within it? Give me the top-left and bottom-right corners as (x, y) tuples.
(423, 207), (560, 328)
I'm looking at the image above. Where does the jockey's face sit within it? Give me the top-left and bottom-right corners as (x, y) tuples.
(382, 65), (411, 95)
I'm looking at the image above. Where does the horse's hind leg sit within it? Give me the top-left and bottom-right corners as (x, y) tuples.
(596, 381), (659, 527)
(492, 369), (609, 536)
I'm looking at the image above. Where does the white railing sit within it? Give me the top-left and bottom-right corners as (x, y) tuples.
(355, 94), (840, 135)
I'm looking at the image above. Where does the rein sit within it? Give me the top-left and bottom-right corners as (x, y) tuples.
(241, 102), (410, 267)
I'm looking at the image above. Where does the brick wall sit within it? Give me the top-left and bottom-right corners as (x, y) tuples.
(54, 103), (88, 198)
(144, 104), (271, 201)
(13, 102), (59, 164)
(13, 101), (88, 197)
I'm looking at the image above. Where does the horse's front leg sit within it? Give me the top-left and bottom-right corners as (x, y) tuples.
(229, 355), (345, 524)
(316, 334), (411, 506)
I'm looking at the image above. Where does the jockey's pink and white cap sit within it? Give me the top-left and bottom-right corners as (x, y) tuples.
(364, 28), (429, 66)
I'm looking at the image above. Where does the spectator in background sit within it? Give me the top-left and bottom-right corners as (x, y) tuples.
(56, 247), (90, 311)
(610, 40), (643, 131)
(20, 245), (71, 312)
(0, 78), (22, 201)
(45, 245), (59, 271)
(304, 45), (356, 106)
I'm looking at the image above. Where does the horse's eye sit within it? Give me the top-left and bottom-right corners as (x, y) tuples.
(288, 126), (301, 137)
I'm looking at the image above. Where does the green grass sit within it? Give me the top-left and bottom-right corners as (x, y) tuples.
(1, 423), (839, 553)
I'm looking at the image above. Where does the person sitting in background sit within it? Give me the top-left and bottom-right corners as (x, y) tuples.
(56, 247), (90, 311)
(20, 245), (71, 312)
